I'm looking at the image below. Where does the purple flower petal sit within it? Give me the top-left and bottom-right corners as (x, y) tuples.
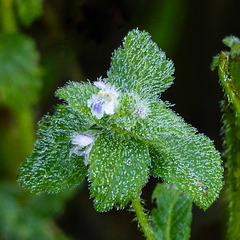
(92, 101), (105, 119)
(135, 106), (144, 116)
(83, 155), (88, 165)
(135, 105), (147, 118)
(76, 151), (85, 156)
(93, 102), (103, 114)
(88, 82), (119, 119)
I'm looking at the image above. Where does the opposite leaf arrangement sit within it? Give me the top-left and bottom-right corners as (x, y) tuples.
(18, 29), (223, 240)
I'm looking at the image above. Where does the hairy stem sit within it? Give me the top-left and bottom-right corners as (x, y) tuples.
(223, 98), (240, 239)
(132, 197), (157, 240)
(0, 0), (17, 33)
(218, 46), (240, 239)
(218, 52), (240, 116)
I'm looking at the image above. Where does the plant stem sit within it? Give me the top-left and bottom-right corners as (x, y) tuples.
(132, 197), (157, 240)
(0, 0), (17, 33)
(218, 46), (240, 239)
(223, 98), (240, 239)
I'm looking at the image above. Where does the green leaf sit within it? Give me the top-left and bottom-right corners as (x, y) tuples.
(0, 33), (41, 110)
(151, 183), (192, 240)
(16, 0), (43, 27)
(150, 133), (223, 210)
(56, 81), (98, 122)
(110, 92), (150, 131)
(18, 104), (90, 193)
(132, 102), (196, 141)
(211, 55), (220, 71)
(103, 99), (196, 141)
(88, 133), (149, 211)
(117, 102), (223, 210)
(108, 29), (174, 100)
(223, 36), (240, 48)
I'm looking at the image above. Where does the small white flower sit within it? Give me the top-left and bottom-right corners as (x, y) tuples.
(69, 133), (95, 165)
(94, 81), (107, 90)
(87, 81), (119, 119)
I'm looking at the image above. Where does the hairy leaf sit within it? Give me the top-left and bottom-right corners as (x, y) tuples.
(18, 105), (90, 193)
(0, 33), (41, 110)
(222, 36), (240, 48)
(211, 55), (220, 71)
(16, 0), (43, 27)
(133, 102), (196, 141)
(150, 133), (223, 210)
(108, 29), (174, 100)
(151, 183), (192, 240)
(56, 81), (98, 122)
(110, 92), (150, 131)
(88, 133), (149, 211)
(104, 99), (196, 140)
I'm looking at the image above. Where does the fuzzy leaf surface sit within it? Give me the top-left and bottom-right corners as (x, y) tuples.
(108, 29), (174, 100)
(102, 99), (196, 140)
(56, 81), (98, 122)
(150, 133), (222, 210)
(132, 102), (196, 141)
(151, 183), (192, 240)
(0, 33), (41, 110)
(18, 105), (89, 193)
(88, 133), (149, 212)
(222, 36), (240, 48)
(110, 92), (150, 131)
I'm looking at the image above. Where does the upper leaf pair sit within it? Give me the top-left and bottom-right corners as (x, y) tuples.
(18, 29), (223, 212)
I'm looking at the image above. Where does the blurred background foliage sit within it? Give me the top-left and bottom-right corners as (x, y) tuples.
(0, 0), (240, 239)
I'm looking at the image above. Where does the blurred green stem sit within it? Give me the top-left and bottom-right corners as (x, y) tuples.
(0, 0), (17, 33)
(132, 198), (157, 240)
(14, 108), (35, 157)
